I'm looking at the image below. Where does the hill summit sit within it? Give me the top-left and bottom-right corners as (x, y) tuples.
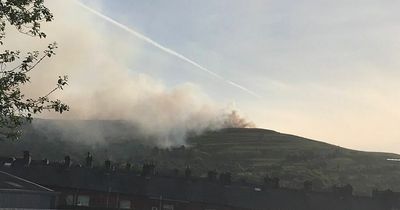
(0, 119), (399, 195)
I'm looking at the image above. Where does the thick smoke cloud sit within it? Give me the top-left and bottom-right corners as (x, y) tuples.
(1, 1), (252, 146)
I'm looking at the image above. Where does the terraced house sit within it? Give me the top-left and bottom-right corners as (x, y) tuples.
(0, 152), (399, 210)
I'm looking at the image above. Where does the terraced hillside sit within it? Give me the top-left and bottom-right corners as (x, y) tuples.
(188, 128), (400, 195)
(1, 119), (400, 195)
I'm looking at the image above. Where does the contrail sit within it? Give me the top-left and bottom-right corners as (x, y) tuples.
(73, 0), (261, 99)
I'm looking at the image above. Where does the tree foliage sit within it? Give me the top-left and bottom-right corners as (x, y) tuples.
(0, 0), (68, 139)
(0, 0), (53, 43)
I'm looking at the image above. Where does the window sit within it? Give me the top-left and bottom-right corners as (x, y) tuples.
(77, 195), (90, 207)
(119, 200), (131, 209)
(65, 195), (74, 206)
(163, 204), (174, 210)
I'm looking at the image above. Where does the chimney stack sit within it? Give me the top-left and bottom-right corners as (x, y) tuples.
(85, 152), (93, 168)
(64, 156), (71, 168)
(141, 162), (156, 177)
(207, 170), (218, 181)
(23, 151), (31, 167)
(125, 162), (132, 171)
(104, 160), (112, 170)
(219, 172), (232, 185)
(42, 158), (49, 166)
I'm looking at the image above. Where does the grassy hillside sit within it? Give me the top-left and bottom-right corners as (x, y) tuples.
(1, 119), (400, 195)
(188, 128), (400, 195)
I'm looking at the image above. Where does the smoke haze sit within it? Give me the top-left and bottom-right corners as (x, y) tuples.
(0, 1), (252, 146)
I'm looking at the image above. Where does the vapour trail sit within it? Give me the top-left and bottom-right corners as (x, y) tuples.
(73, 0), (261, 99)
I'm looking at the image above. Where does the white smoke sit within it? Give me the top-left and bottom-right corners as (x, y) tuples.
(1, 0), (253, 146)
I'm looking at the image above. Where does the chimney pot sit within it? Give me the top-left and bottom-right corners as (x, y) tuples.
(23, 151), (31, 167)
(85, 152), (93, 168)
(207, 170), (217, 181)
(125, 162), (131, 170)
(104, 160), (111, 170)
(64, 156), (71, 168)
(185, 166), (192, 179)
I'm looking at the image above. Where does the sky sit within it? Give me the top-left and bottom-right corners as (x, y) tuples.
(6, 1), (400, 152)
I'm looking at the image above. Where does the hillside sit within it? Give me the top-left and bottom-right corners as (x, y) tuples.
(188, 128), (400, 194)
(1, 119), (400, 195)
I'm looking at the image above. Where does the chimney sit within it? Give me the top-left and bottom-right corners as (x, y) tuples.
(207, 170), (217, 181)
(141, 162), (156, 177)
(85, 152), (93, 168)
(219, 172), (232, 185)
(125, 162), (132, 171)
(185, 166), (192, 179)
(64, 156), (71, 168)
(23, 151), (31, 167)
(104, 160), (111, 170)
(42, 158), (49, 166)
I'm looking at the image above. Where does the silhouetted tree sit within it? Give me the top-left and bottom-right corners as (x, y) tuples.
(0, 0), (68, 139)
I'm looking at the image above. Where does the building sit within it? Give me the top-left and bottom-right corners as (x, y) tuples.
(1, 153), (399, 210)
(0, 170), (58, 209)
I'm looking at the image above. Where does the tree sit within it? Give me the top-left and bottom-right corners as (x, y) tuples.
(0, 0), (68, 139)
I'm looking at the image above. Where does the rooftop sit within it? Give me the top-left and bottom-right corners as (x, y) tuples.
(0, 170), (54, 193)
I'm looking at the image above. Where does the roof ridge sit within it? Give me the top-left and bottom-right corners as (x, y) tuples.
(0, 170), (54, 192)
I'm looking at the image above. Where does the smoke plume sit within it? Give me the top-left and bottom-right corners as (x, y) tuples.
(1, 1), (253, 147)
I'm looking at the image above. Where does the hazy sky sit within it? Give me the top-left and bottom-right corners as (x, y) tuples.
(11, 1), (400, 152)
(81, 0), (400, 153)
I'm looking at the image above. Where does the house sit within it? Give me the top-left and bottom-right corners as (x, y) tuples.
(0, 170), (58, 209)
(1, 152), (400, 210)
